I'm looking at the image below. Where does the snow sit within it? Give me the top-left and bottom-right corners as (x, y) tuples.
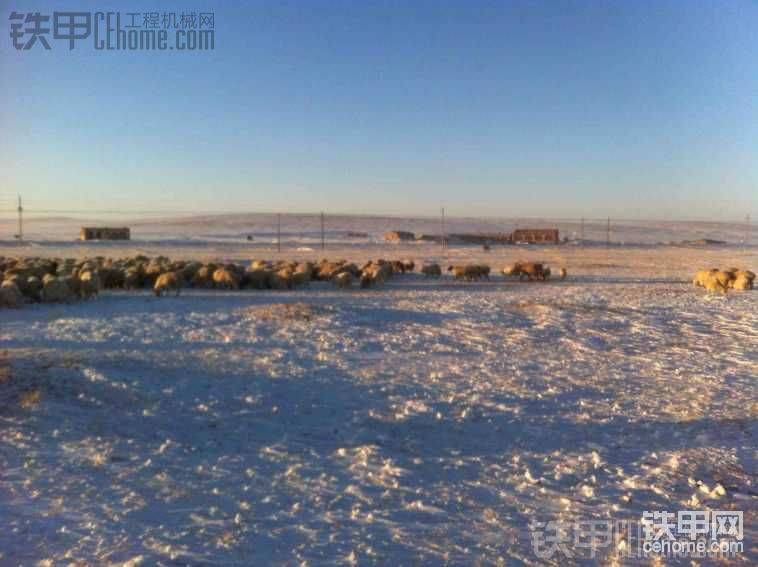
(1, 212), (755, 248)
(1, 230), (757, 563)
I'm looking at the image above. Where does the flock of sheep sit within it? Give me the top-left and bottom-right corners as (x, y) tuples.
(0, 255), (563, 308)
(0, 256), (427, 307)
(692, 267), (755, 293)
(0, 254), (753, 309)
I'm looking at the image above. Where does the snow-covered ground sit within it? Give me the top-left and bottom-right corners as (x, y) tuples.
(1, 236), (757, 563)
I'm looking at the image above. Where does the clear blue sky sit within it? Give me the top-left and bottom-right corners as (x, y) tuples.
(1, 0), (756, 219)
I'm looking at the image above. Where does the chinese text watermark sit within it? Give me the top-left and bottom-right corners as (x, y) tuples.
(9, 11), (215, 51)
(530, 510), (744, 560)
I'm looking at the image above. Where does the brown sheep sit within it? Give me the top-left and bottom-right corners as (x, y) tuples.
(193, 265), (215, 288)
(558, 267), (567, 280)
(316, 261), (342, 281)
(402, 259), (415, 272)
(703, 271), (729, 294)
(732, 271), (754, 291)
(154, 272), (182, 297)
(143, 263), (165, 285)
(448, 265), (467, 280)
(519, 262), (546, 281)
(692, 269), (717, 288)
(250, 259), (270, 271)
(212, 268), (240, 290)
(268, 269), (294, 290)
(502, 263), (522, 277)
(78, 270), (101, 300)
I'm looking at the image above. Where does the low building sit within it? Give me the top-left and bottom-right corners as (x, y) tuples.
(79, 227), (131, 241)
(384, 230), (415, 242)
(511, 228), (559, 244)
(448, 233), (512, 245)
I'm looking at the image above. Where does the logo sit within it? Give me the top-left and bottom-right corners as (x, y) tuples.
(9, 10), (215, 51)
(530, 510), (744, 560)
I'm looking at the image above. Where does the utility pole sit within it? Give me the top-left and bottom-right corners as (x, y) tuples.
(440, 206), (447, 251)
(276, 213), (281, 253)
(16, 195), (23, 241)
(320, 211), (325, 251)
(606, 217), (610, 246)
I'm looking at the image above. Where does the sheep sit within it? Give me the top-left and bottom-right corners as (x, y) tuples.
(0, 280), (24, 308)
(450, 265), (489, 281)
(98, 267), (124, 289)
(391, 260), (406, 274)
(365, 262), (393, 284)
(332, 272), (353, 289)
(178, 262), (201, 284)
(250, 259), (270, 271)
(143, 263), (165, 285)
(519, 262), (547, 281)
(25, 276), (43, 302)
(268, 269), (294, 290)
(543, 267), (551, 280)
(316, 261), (342, 281)
(558, 267), (567, 280)
(212, 267), (240, 290)
(124, 268), (141, 290)
(731, 270), (755, 291)
(421, 263), (442, 278)
(402, 259), (415, 272)
(702, 270), (730, 294)
(692, 269), (717, 288)
(154, 272), (182, 297)
(732, 273), (753, 291)
(291, 268), (311, 288)
(448, 265), (467, 280)
(475, 265), (491, 280)
(63, 275), (81, 297)
(464, 265), (481, 281)
(193, 265), (215, 288)
(501, 263), (522, 278)
(243, 268), (270, 290)
(711, 270), (734, 290)
(3, 274), (28, 299)
(42, 276), (75, 303)
(359, 272), (374, 288)
(78, 270), (101, 300)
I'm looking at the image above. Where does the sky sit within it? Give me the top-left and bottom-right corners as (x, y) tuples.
(1, 0), (757, 220)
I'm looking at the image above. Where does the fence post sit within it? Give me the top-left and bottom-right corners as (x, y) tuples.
(16, 195), (23, 241)
(441, 207), (446, 251)
(320, 212), (325, 251)
(606, 217), (610, 246)
(277, 213), (281, 252)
